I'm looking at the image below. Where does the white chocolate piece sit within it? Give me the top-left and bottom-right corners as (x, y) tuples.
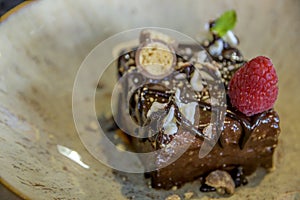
(174, 73), (187, 80)
(191, 69), (204, 92)
(208, 39), (223, 56)
(196, 50), (208, 63)
(147, 102), (167, 118)
(163, 106), (178, 135)
(222, 30), (238, 46)
(203, 124), (213, 139)
(175, 89), (198, 124)
(179, 102), (198, 125)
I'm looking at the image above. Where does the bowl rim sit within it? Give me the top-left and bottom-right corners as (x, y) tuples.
(0, 1), (33, 23)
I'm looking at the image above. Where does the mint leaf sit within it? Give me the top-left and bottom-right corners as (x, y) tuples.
(211, 10), (237, 37)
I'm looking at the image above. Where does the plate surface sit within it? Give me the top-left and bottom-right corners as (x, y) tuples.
(0, 0), (299, 199)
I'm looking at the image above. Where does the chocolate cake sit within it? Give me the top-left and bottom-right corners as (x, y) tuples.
(115, 11), (280, 194)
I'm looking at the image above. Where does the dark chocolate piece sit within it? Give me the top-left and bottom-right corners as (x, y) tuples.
(200, 184), (217, 192)
(229, 167), (248, 187)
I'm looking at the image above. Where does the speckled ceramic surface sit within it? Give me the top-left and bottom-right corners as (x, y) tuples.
(0, 0), (299, 199)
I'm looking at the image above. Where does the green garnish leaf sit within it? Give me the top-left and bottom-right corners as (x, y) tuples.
(211, 10), (237, 37)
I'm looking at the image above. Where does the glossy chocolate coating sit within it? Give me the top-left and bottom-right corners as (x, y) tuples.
(117, 44), (280, 190)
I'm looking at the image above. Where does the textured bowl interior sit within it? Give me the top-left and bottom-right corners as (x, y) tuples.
(0, 0), (299, 199)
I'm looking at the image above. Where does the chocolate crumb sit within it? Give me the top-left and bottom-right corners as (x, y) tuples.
(171, 186), (178, 191)
(144, 172), (151, 179)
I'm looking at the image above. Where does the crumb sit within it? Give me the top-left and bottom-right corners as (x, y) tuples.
(116, 143), (126, 151)
(184, 192), (194, 199)
(171, 186), (178, 191)
(121, 176), (127, 181)
(165, 194), (181, 200)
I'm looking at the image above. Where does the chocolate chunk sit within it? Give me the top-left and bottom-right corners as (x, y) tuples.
(200, 184), (217, 192)
(229, 167), (248, 187)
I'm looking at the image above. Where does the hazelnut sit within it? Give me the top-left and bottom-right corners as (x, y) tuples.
(205, 170), (235, 195)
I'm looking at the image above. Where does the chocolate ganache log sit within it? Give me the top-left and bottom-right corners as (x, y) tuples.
(115, 13), (280, 194)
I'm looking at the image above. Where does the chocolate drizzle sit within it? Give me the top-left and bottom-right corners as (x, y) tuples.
(121, 49), (266, 149)
(200, 184), (217, 192)
(226, 108), (269, 149)
(129, 84), (209, 141)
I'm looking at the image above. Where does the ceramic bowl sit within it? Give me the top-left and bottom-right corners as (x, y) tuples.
(0, 0), (299, 199)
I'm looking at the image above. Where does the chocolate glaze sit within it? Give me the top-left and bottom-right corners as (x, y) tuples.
(117, 43), (280, 190)
(121, 47), (269, 148)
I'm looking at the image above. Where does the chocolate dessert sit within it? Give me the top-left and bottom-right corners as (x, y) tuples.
(115, 11), (280, 194)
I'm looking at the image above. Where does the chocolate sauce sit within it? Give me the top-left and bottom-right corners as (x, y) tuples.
(121, 50), (266, 149)
(200, 184), (217, 192)
(229, 167), (248, 187)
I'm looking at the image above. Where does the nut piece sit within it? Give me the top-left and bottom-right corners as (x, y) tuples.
(205, 170), (235, 195)
(165, 194), (181, 200)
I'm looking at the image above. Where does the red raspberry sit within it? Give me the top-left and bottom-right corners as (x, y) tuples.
(228, 56), (278, 116)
